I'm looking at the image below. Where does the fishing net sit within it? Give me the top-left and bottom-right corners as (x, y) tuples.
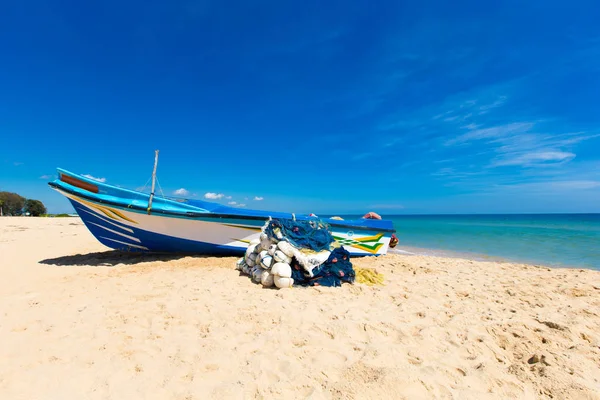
(264, 218), (334, 252)
(291, 247), (355, 287)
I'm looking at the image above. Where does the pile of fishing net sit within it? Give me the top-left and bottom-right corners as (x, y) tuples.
(236, 218), (356, 289)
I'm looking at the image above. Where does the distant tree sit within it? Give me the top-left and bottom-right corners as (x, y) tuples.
(24, 199), (47, 216)
(0, 192), (25, 216)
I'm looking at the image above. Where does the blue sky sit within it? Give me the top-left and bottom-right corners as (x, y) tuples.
(1, 0), (599, 214)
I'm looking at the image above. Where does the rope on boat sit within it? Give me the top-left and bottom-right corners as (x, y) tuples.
(155, 176), (166, 199)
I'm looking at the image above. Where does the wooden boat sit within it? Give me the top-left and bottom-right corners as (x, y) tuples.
(48, 152), (396, 256)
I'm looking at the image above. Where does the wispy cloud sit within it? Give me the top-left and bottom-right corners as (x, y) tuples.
(228, 201), (237, 205)
(490, 180), (600, 193)
(431, 167), (455, 177)
(491, 151), (575, 167)
(174, 188), (189, 196)
(204, 192), (224, 200)
(445, 122), (535, 146)
(478, 96), (507, 114)
(446, 121), (597, 168)
(13, 162), (24, 166)
(373, 77), (600, 204)
(253, 196), (264, 201)
(82, 174), (106, 183)
(39, 174), (53, 179)
(225, 196), (232, 200)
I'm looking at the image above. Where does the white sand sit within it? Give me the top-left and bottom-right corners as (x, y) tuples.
(1, 217), (599, 399)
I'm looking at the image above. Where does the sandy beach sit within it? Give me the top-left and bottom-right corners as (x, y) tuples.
(1, 217), (599, 399)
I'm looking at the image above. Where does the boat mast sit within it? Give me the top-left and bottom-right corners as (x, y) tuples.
(147, 150), (159, 215)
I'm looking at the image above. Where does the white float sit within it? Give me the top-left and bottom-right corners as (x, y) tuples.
(261, 271), (275, 287)
(260, 254), (274, 269)
(274, 276), (294, 288)
(271, 262), (292, 278)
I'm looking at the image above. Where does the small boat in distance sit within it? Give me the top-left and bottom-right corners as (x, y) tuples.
(48, 152), (396, 256)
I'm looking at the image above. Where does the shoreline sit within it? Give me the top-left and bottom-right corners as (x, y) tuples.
(391, 244), (596, 272)
(2, 217), (600, 399)
(390, 245), (559, 270)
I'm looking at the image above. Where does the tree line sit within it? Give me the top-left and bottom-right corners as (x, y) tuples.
(0, 191), (47, 216)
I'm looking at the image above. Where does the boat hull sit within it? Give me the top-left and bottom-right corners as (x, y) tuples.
(50, 169), (396, 256)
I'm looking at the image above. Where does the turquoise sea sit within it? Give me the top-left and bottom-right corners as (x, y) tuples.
(345, 214), (600, 270)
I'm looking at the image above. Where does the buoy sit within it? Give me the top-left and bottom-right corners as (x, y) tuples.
(274, 276), (294, 288)
(257, 250), (269, 265)
(273, 250), (292, 264)
(271, 262), (292, 278)
(260, 254), (274, 269)
(236, 258), (245, 271)
(246, 252), (257, 267)
(252, 267), (264, 283)
(245, 244), (258, 260)
(268, 244), (277, 256)
(261, 271), (275, 287)
(276, 241), (295, 258)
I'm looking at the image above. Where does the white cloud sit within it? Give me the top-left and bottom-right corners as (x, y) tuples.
(39, 174), (53, 179)
(431, 167), (455, 176)
(228, 201), (237, 205)
(446, 122), (535, 146)
(237, 204), (246, 207)
(253, 196), (264, 201)
(204, 192), (224, 200)
(82, 174), (106, 183)
(492, 151), (575, 167)
(493, 180), (600, 193)
(174, 188), (189, 196)
(478, 96), (507, 113)
(225, 196), (232, 199)
(444, 118), (598, 170)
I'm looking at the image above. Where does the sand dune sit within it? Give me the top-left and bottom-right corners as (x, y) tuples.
(1, 217), (599, 399)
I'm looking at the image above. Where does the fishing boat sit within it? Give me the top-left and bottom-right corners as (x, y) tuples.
(48, 152), (396, 256)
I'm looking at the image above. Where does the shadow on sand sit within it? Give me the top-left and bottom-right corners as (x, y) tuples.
(39, 250), (212, 267)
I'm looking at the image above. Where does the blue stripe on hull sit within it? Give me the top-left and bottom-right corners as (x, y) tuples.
(70, 200), (246, 255)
